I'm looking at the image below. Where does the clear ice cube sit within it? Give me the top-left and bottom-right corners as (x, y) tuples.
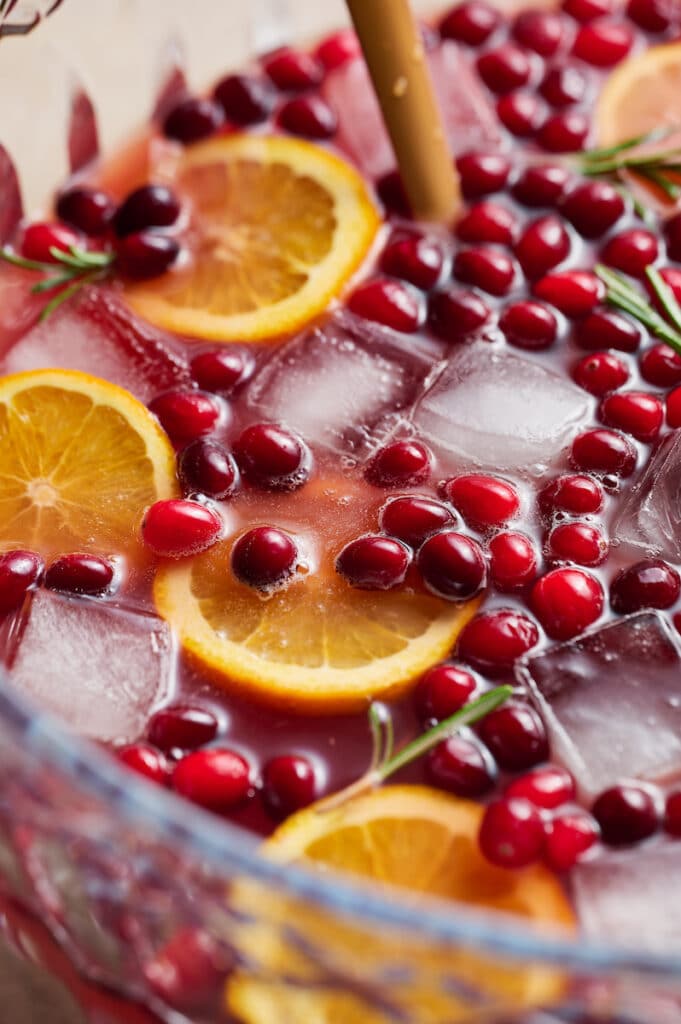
(410, 343), (592, 477)
(7, 590), (173, 744)
(613, 431), (681, 563)
(518, 612), (681, 799)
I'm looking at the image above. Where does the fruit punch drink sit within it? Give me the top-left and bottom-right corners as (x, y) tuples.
(3, 0), (681, 1020)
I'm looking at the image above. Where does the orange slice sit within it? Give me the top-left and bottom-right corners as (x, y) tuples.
(125, 134), (380, 342)
(0, 369), (177, 559)
(227, 785), (575, 1023)
(596, 42), (681, 146)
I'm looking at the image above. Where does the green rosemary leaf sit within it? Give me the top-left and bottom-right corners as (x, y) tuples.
(30, 272), (78, 294)
(0, 247), (53, 273)
(596, 264), (681, 356)
(38, 273), (97, 322)
(647, 266), (681, 335)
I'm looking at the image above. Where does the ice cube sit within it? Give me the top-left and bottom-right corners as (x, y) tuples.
(0, 266), (44, 356)
(7, 590), (173, 744)
(2, 286), (191, 403)
(243, 310), (443, 456)
(613, 431), (681, 562)
(518, 612), (681, 799)
(410, 343), (592, 477)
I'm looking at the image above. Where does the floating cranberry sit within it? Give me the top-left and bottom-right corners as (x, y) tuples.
(190, 348), (255, 393)
(456, 201), (518, 245)
(531, 567), (604, 639)
(538, 111), (589, 151)
(148, 705), (219, 753)
(232, 527), (298, 590)
(117, 743), (169, 784)
(173, 748), (252, 810)
(380, 496), (455, 549)
(263, 754), (318, 818)
(379, 232), (445, 290)
(315, 29), (360, 69)
(213, 74), (276, 124)
(499, 300), (558, 350)
(454, 247), (517, 296)
(233, 423), (308, 491)
(428, 286), (491, 340)
(489, 531), (538, 590)
(348, 277), (424, 333)
(417, 531), (487, 600)
(45, 553), (114, 595)
(515, 215), (571, 278)
(506, 765), (575, 809)
(444, 474), (520, 530)
(456, 152), (511, 198)
(571, 428), (637, 476)
(114, 184), (181, 237)
(178, 440), (237, 499)
(538, 474), (604, 517)
(573, 351), (629, 395)
(561, 181), (625, 240)
(376, 170), (411, 217)
(573, 19), (634, 65)
(610, 558), (681, 613)
(601, 390), (664, 443)
(512, 164), (571, 207)
(601, 228), (659, 277)
(56, 187), (114, 236)
(163, 97), (224, 143)
(513, 10), (566, 55)
(116, 232), (180, 280)
(439, 1), (500, 45)
(458, 609), (539, 672)
(664, 212), (681, 262)
(150, 389), (221, 442)
(668, 386), (681, 427)
(627, 0), (674, 31)
(479, 797), (546, 867)
(20, 222), (80, 263)
(144, 928), (228, 1013)
(336, 535), (410, 591)
(278, 95), (337, 139)
(263, 47), (324, 91)
(575, 307), (642, 352)
(414, 664), (477, 722)
(142, 500), (222, 557)
(563, 0), (613, 21)
(496, 91), (546, 136)
(479, 701), (549, 770)
(592, 783), (659, 845)
(365, 440), (431, 488)
(640, 344), (681, 387)
(0, 550), (44, 613)
(545, 811), (600, 871)
(477, 43), (533, 94)
(664, 790), (681, 837)
(535, 269), (604, 317)
(539, 64), (587, 106)
(548, 522), (608, 566)
(427, 736), (495, 797)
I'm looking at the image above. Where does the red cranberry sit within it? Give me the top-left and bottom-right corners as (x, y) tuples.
(539, 64), (587, 107)
(414, 664), (477, 722)
(163, 97), (223, 143)
(262, 754), (318, 818)
(56, 187), (114, 237)
(561, 181), (625, 239)
(477, 44), (532, 94)
(571, 428), (637, 476)
(380, 232), (445, 290)
(507, 765), (575, 809)
(45, 553), (114, 595)
(548, 522), (608, 566)
(456, 201), (518, 245)
(592, 784), (659, 845)
(20, 222), (80, 263)
(428, 286), (491, 340)
(233, 423), (308, 491)
(116, 232), (180, 279)
(456, 152), (511, 198)
(627, 0), (674, 31)
(377, 170), (411, 217)
(417, 531), (487, 599)
(263, 47), (324, 91)
(515, 215), (571, 278)
(601, 228), (659, 277)
(573, 19), (635, 66)
(563, 0), (613, 21)
(366, 440), (431, 488)
(142, 500), (222, 557)
(499, 300), (557, 350)
(190, 348), (254, 393)
(600, 390), (663, 442)
(117, 743), (169, 784)
(114, 185), (180, 237)
(213, 74), (275, 124)
(336, 535), (410, 590)
(664, 790), (681, 837)
(573, 351), (629, 395)
(575, 307), (642, 352)
(479, 701), (549, 770)
(454, 247), (517, 296)
(479, 797), (546, 868)
(489, 531), (538, 589)
(664, 211), (681, 262)
(279, 95), (337, 139)
(535, 269), (604, 317)
(0, 550), (44, 613)
(668, 386), (681, 427)
(512, 164), (571, 207)
(315, 29), (360, 70)
(148, 705), (219, 753)
(531, 567), (604, 639)
(513, 10), (566, 55)
(539, 474), (604, 517)
(144, 928), (228, 1012)
(178, 440), (237, 499)
(496, 91), (546, 136)
(538, 111), (590, 151)
(232, 527), (298, 590)
(173, 748), (252, 810)
(610, 558), (681, 613)
(444, 474), (520, 530)
(458, 608), (539, 672)
(348, 277), (424, 333)
(545, 811), (600, 870)
(150, 389), (221, 442)
(427, 736), (495, 797)
(640, 344), (681, 387)
(439, 1), (500, 45)
(380, 496), (455, 549)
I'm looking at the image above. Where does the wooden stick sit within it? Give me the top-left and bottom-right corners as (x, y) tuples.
(346, 0), (460, 223)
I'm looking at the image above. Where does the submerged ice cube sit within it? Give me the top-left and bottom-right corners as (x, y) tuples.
(613, 430), (681, 562)
(518, 612), (681, 798)
(7, 590), (173, 743)
(410, 344), (591, 477)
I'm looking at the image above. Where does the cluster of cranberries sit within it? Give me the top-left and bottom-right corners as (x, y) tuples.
(0, 549), (116, 612)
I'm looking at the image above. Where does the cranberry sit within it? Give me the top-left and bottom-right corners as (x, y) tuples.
(444, 474), (520, 530)
(479, 797), (546, 868)
(263, 47), (324, 92)
(532, 567), (604, 639)
(512, 164), (571, 207)
(664, 790), (681, 837)
(142, 500), (222, 557)
(575, 307), (642, 352)
(499, 300), (557, 350)
(279, 94), (337, 139)
(213, 74), (275, 124)
(377, 170), (411, 217)
(627, 0), (674, 31)
(232, 526), (298, 590)
(507, 765), (575, 809)
(515, 215), (571, 278)
(664, 212), (681, 262)
(538, 111), (590, 151)
(668, 386), (681, 427)
(173, 748), (252, 810)
(458, 608), (539, 672)
(573, 19), (635, 66)
(453, 247), (517, 296)
(535, 270), (604, 317)
(348, 277), (424, 333)
(592, 783), (659, 845)
(365, 440), (431, 488)
(496, 91), (545, 136)
(548, 522), (608, 566)
(513, 10), (566, 55)
(148, 705), (219, 752)
(417, 531), (487, 600)
(600, 391), (664, 443)
(573, 351), (629, 395)
(610, 557), (681, 613)
(563, 0), (613, 21)
(545, 811), (600, 871)
(456, 201), (518, 245)
(561, 181), (625, 239)
(640, 344), (681, 387)
(190, 348), (254, 393)
(439, 1), (500, 45)
(150, 389), (221, 442)
(20, 222), (80, 263)
(178, 440), (237, 499)
(539, 64), (587, 107)
(117, 743), (169, 784)
(380, 496), (455, 549)
(571, 428), (637, 476)
(0, 550), (44, 613)
(315, 29), (360, 70)
(380, 232), (444, 290)
(163, 97), (223, 143)
(427, 736), (495, 797)
(144, 928), (228, 1013)
(601, 228), (659, 277)
(262, 755), (318, 818)
(336, 535), (410, 591)
(414, 664), (477, 722)
(477, 44), (533, 94)
(428, 286), (491, 340)
(56, 187), (114, 236)
(539, 474), (604, 517)
(116, 232), (180, 279)
(456, 152), (511, 198)
(489, 531), (538, 589)
(45, 553), (114, 595)
(479, 701), (549, 770)
(233, 423), (308, 491)
(114, 185), (180, 237)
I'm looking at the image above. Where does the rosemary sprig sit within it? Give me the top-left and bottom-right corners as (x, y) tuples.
(0, 244), (115, 321)
(595, 262), (681, 356)
(573, 127), (681, 216)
